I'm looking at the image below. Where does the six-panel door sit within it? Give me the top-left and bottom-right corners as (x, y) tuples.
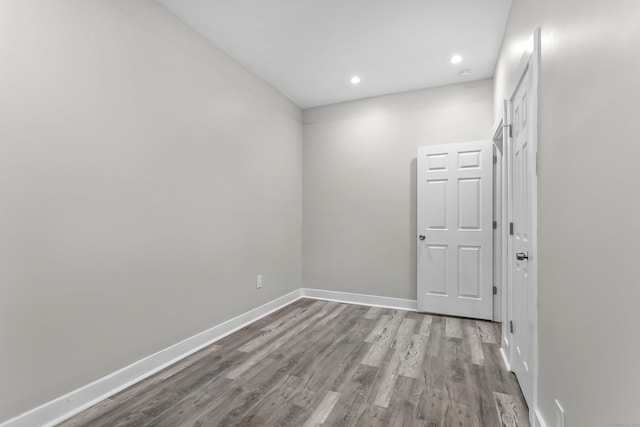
(417, 140), (494, 320)
(510, 61), (535, 408)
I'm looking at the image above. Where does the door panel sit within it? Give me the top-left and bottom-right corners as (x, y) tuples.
(458, 178), (481, 229)
(458, 246), (481, 298)
(426, 245), (447, 295)
(458, 150), (481, 168)
(417, 140), (493, 320)
(427, 153), (448, 170)
(425, 180), (448, 229)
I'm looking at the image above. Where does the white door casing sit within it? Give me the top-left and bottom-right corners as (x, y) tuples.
(492, 142), (502, 322)
(507, 31), (539, 412)
(494, 103), (513, 367)
(417, 141), (494, 320)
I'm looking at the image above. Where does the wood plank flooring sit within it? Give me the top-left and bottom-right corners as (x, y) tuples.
(59, 299), (529, 427)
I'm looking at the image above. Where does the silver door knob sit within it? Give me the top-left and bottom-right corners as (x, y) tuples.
(418, 235), (426, 240)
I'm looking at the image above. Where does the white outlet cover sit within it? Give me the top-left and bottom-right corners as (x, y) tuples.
(555, 399), (565, 427)
(256, 275), (263, 289)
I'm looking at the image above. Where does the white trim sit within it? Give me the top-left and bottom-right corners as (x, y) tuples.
(6, 287), (525, 427)
(531, 29), (541, 427)
(534, 407), (548, 427)
(492, 140), (503, 322)
(499, 347), (511, 372)
(2, 287), (416, 427)
(494, 99), (512, 369)
(301, 288), (418, 312)
(491, 115), (505, 140)
(0, 289), (303, 427)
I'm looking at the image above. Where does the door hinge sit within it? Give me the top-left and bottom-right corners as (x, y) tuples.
(509, 222), (514, 235)
(493, 286), (498, 295)
(493, 155), (497, 164)
(493, 220), (497, 230)
(509, 320), (514, 334)
(505, 124), (513, 138)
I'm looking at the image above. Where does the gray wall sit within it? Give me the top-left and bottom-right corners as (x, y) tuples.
(303, 80), (494, 300)
(494, 0), (640, 424)
(0, 1), (302, 422)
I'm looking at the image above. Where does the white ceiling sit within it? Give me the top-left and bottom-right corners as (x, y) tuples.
(157, 0), (512, 109)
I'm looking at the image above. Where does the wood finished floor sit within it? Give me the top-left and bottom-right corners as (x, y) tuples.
(59, 299), (529, 427)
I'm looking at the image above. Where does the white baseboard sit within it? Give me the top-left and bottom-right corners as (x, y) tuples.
(499, 349), (544, 427)
(0, 289), (303, 427)
(534, 407), (548, 427)
(499, 347), (512, 371)
(301, 288), (418, 312)
(1, 288), (421, 427)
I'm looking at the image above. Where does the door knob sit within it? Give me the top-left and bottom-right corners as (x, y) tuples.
(516, 252), (529, 261)
(418, 235), (426, 240)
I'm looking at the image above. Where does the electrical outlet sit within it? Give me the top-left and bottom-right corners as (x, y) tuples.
(555, 399), (565, 427)
(256, 275), (263, 289)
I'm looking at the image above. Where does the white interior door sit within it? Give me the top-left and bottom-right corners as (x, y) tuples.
(509, 60), (535, 407)
(417, 141), (493, 320)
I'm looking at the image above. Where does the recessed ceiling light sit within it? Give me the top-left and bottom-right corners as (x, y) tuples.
(350, 76), (361, 84)
(459, 69), (471, 77)
(450, 55), (463, 64)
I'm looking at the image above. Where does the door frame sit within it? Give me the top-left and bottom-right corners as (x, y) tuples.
(491, 114), (506, 325)
(502, 28), (540, 423)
